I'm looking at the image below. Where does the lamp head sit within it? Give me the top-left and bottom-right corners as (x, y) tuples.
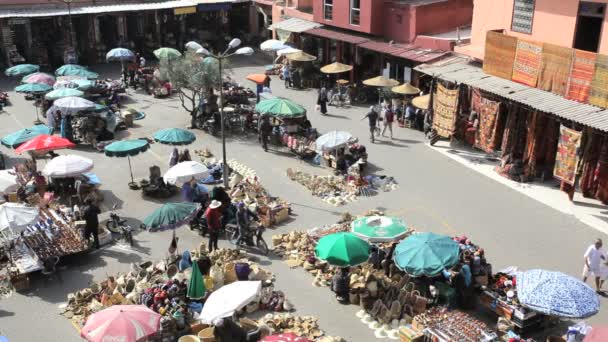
(228, 38), (242, 49)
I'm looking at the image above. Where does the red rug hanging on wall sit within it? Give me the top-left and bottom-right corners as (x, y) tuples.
(553, 125), (582, 185)
(474, 92), (501, 153)
(511, 38), (543, 87)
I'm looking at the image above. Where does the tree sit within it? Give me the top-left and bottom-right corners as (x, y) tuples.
(160, 52), (224, 120)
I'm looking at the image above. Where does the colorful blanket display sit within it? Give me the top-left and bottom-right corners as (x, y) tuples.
(566, 49), (597, 102)
(432, 84), (459, 138)
(511, 39), (543, 87)
(473, 90), (501, 153)
(537, 43), (573, 96)
(553, 126), (582, 185)
(483, 31), (517, 80)
(589, 54), (608, 108)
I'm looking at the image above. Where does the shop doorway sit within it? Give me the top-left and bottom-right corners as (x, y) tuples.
(98, 15), (119, 49)
(573, 2), (605, 52)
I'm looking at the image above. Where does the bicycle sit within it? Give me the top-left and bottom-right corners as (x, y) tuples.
(225, 222), (269, 256)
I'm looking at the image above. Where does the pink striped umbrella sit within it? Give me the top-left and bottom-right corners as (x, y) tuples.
(22, 72), (56, 86)
(80, 305), (161, 342)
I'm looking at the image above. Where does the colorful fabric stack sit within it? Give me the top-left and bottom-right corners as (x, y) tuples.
(511, 39), (543, 87)
(553, 125), (582, 185)
(566, 49), (597, 102)
(432, 84), (459, 138)
(474, 95), (501, 153)
(483, 31), (517, 80)
(537, 43), (573, 96)
(589, 54), (608, 108)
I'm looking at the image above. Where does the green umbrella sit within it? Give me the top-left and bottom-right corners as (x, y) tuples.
(15, 83), (52, 93)
(255, 97), (306, 118)
(5, 64), (39, 76)
(143, 202), (200, 231)
(188, 260), (206, 300)
(45, 88), (84, 100)
(315, 232), (370, 267)
(104, 139), (150, 185)
(154, 128), (196, 145)
(351, 216), (410, 242)
(1, 125), (51, 148)
(55, 64), (87, 76)
(154, 47), (182, 61)
(73, 79), (95, 90)
(60, 68), (98, 79)
(393, 232), (460, 277)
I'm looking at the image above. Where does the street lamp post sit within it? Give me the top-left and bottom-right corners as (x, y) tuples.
(197, 40), (254, 188)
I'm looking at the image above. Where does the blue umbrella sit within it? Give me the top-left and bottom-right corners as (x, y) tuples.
(516, 269), (600, 318)
(73, 79), (95, 90)
(55, 64), (86, 76)
(1, 125), (51, 148)
(60, 68), (98, 79)
(15, 83), (52, 93)
(154, 128), (196, 145)
(5, 64), (39, 76)
(106, 48), (135, 62)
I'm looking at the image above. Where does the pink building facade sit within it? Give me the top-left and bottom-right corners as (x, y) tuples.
(457, 0), (608, 60)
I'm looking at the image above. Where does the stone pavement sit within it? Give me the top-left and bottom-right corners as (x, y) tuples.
(0, 55), (607, 341)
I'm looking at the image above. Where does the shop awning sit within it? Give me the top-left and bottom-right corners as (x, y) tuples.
(303, 28), (370, 45)
(359, 40), (449, 63)
(415, 62), (608, 132)
(0, 0), (200, 18)
(270, 17), (323, 33)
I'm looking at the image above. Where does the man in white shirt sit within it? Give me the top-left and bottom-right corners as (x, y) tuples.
(583, 239), (605, 292)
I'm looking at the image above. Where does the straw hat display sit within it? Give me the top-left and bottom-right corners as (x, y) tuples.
(391, 83), (420, 95)
(412, 94), (430, 110)
(258, 313), (339, 341)
(320, 62), (353, 74)
(286, 51), (317, 62)
(363, 76), (399, 88)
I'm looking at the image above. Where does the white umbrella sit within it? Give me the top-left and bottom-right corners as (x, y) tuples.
(0, 203), (39, 234)
(53, 79), (78, 89)
(315, 130), (354, 152)
(42, 154), (93, 178)
(53, 96), (95, 113)
(185, 41), (203, 52)
(277, 47), (301, 56)
(0, 170), (18, 193)
(163, 161), (210, 185)
(199, 281), (261, 324)
(260, 39), (288, 52)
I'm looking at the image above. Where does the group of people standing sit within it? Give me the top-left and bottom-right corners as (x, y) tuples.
(168, 148), (192, 167)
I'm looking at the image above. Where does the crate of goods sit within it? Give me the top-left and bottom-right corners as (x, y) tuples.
(274, 207), (289, 224)
(399, 325), (424, 342)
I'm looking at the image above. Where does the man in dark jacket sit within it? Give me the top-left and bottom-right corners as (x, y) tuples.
(331, 267), (350, 303)
(259, 115), (272, 152)
(235, 202), (258, 246)
(82, 199), (101, 249)
(213, 317), (247, 342)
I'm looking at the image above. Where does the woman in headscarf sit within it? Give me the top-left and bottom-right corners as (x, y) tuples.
(169, 148), (179, 167)
(179, 148), (191, 162)
(317, 87), (328, 115)
(178, 250), (192, 271)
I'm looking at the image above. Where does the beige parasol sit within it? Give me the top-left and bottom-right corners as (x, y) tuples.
(286, 51), (317, 62)
(412, 94), (430, 110)
(391, 83), (421, 95)
(320, 62), (354, 74)
(363, 76), (399, 87)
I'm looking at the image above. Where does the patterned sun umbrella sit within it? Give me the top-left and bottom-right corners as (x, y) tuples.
(351, 216), (410, 242)
(106, 48), (135, 62)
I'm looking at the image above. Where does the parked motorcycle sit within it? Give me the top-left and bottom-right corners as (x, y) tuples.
(226, 222), (269, 256)
(328, 86), (351, 107)
(105, 204), (134, 246)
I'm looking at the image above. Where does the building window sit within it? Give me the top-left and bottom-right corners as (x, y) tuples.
(324, 0), (333, 21)
(574, 2), (606, 52)
(396, 14), (402, 24)
(511, 0), (535, 34)
(350, 0), (360, 25)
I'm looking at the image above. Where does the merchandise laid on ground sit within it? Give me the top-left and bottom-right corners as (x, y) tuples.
(271, 211), (602, 341)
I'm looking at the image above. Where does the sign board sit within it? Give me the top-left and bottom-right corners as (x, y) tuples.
(174, 6), (197, 15)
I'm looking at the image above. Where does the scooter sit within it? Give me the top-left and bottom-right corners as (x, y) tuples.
(105, 204), (134, 246)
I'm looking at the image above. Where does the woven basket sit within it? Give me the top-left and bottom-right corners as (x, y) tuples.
(198, 327), (215, 342)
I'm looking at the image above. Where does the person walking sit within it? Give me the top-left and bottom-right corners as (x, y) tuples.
(82, 198), (101, 249)
(361, 106), (379, 143)
(282, 64), (291, 88)
(583, 239), (606, 292)
(259, 115), (272, 152)
(382, 104), (395, 139)
(205, 200), (222, 252)
(317, 88), (328, 115)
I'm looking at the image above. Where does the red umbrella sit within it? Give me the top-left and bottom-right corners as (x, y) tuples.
(261, 333), (311, 342)
(15, 134), (75, 154)
(585, 327), (608, 341)
(81, 305), (161, 342)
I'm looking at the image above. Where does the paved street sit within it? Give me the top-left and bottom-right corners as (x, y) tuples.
(1, 54), (607, 341)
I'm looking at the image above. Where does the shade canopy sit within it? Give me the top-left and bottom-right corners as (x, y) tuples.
(199, 281), (262, 324)
(351, 216), (409, 242)
(0, 203), (39, 234)
(55, 64), (86, 76)
(106, 48), (135, 62)
(42, 154), (94, 178)
(393, 232), (460, 277)
(104, 139), (150, 157)
(516, 269), (600, 318)
(363, 76), (399, 87)
(154, 47), (182, 60)
(163, 161), (210, 186)
(5, 64), (39, 76)
(15, 134), (75, 154)
(255, 97), (306, 118)
(412, 94), (430, 110)
(153, 128), (196, 145)
(15, 83), (52, 94)
(185, 41), (203, 52)
(1, 125), (51, 148)
(315, 232), (370, 267)
(392, 83), (421, 95)
(0, 170), (18, 193)
(45, 88), (84, 100)
(53, 79), (78, 89)
(246, 74), (269, 85)
(285, 51), (317, 62)
(53, 96), (96, 112)
(277, 47), (301, 56)
(187, 261), (206, 300)
(260, 39), (288, 51)
(320, 62), (353, 74)
(22, 72), (55, 86)
(80, 305), (161, 342)
(144, 202), (200, 232)
(315, 130), (353, 152)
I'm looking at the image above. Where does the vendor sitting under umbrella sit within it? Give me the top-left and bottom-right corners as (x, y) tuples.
(331, 267), (350, 303)
(213, 317), (247, 342)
